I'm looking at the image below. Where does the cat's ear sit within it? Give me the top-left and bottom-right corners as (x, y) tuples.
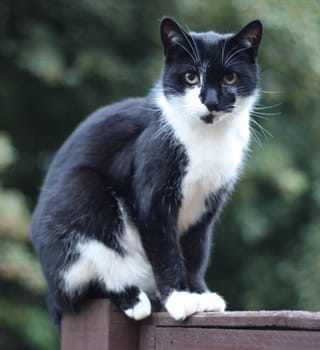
(160, 17), (190, 56)
(234, 20), (263, 56)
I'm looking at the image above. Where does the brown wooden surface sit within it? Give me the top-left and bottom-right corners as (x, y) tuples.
(61, 299), (320, 350)
(144, 309), (320, 330)
(156, 328), (320, 350)
(61, 300), (139, 350)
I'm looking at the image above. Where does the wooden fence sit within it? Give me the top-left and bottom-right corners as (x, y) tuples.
(61, 299), (320, 350)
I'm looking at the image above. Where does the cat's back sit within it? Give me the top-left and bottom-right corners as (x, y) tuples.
(46, 97), (151, 181)
(32, 96), (154, 222)
(64, 96), (151, 153)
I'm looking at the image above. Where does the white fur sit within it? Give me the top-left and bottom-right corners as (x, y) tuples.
(165, 290), (226, 320)
(62, 86), (256, 319)
(165, 291), (200, 320)
(156, 87), (256, 233)
(124, 290), (152, 320)
(195, 292), (226, 312)
(62, 208), (157, 297)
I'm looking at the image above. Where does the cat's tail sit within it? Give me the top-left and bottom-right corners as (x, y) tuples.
(46, 290), (82, 330)
(47, 293), (68, 329)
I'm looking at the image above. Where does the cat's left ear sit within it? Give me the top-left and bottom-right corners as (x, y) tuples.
(234, 20), (263, 56)
(160, 17), (190, 57)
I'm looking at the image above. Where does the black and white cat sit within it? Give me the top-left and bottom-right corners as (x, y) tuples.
(31, 17), (262, 324)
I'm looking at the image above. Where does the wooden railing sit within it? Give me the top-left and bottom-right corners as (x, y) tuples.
(61, 299), (320, 349)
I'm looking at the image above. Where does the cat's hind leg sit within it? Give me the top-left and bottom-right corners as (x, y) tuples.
(32, 167), (155, 323)
(62, 237), (154, 320)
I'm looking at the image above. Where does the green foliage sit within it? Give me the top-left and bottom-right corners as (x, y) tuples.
(0, 134), (56, 349)
(0, 0), (319, 348)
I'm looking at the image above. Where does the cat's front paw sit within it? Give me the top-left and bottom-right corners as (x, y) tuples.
(165, 291), (226, 321)
(165, 291), (200, 320)
(124, 291), (152, 320)
(196, 292), (226, 312)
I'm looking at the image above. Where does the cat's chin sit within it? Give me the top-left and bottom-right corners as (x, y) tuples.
(200, 113), (226, 125)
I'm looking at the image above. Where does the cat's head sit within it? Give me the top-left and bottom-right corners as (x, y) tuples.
(158, 17), (262, 125)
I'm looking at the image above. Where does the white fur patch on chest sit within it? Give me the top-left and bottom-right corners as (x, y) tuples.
(156, 89), (255, 234)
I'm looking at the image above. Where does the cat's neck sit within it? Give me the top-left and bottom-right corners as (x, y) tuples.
(153, 86), (256, 233)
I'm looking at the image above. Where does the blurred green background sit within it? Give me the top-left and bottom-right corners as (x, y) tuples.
(0, 0), (319, 348)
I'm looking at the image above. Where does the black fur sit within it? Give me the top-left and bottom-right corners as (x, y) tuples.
(31, 17), (262, 324)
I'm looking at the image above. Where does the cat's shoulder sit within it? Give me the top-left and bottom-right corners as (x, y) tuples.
(83, 97), (155, 128)
(63, 96), (157, 149)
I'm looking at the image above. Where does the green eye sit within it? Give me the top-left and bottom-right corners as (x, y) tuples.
(223, 72), (238, 85)
(184, 72), (199, 85)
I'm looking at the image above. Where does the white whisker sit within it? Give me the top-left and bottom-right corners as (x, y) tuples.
(252, 110), (281, 117)
(221, 40), (227, 64)
(175, 40), (198, 66)
(254, 103), (282, 110)
(224, 46), (250, 67)
(184, 25), (201, 64)
(250, 118), (273, 138)
(249, 125), (263, 146)
(257, 89), (282, 94)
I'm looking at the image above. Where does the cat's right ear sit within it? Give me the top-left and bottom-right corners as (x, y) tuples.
(160, 17), (188, 56)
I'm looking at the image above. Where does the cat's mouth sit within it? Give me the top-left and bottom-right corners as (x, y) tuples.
(200, 114), (215, 124)
(200, 113), (226, 124)
(200, 106), (234, 124)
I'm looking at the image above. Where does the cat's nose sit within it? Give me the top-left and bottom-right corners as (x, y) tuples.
(200, 88), (219, 112)
(205, 101), (219, 112)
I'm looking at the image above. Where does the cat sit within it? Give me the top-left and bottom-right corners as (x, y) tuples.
(31, 17), (262, 324)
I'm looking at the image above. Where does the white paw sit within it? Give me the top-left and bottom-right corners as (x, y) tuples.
(165, 291), (226, 320)
(124, 291), (152, 320)
(195, 292), (226, 312)
(165, 291), (200, 321)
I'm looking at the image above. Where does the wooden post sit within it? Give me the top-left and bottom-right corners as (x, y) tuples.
(61, 300), (139, 350)
(61, 299), (320, 350)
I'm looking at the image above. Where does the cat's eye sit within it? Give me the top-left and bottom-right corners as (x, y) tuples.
(184, 72), (199, 85)
(223, 72), (238, 85)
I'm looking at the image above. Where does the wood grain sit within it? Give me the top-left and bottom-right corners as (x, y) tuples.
(144, 310), (320, 330)
(61, 300), (139, 350)
(156, 328), (320, 350)
(61, 299), (320, 350)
